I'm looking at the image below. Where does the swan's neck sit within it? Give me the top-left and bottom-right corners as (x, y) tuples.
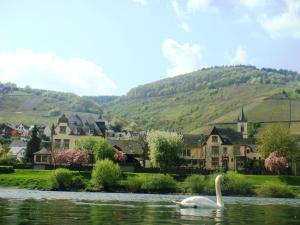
(215, 178), (223, 208)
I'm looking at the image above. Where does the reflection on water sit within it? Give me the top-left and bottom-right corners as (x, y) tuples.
(0, 188), (299, 225)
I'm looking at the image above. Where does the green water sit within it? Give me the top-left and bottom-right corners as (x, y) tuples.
(0, 188), (299, 224)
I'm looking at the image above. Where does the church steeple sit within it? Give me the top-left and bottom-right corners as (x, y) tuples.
(237, 107), (248, 139)
(238, 106), (247, 122)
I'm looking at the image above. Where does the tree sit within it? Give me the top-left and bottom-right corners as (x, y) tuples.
(52, 149), (89, 167)
(75, 136), (114, 161)
(147, 131), (183, 170)
(91, 159), (121, 191)
(265, 151), (287, 175)
(248, 122), (261, 139)
(257, 124), (298, 160)
(137, 132), (149, 167)
(24, 125), (41, 163)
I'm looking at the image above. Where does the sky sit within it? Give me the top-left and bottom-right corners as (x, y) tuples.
(0, 0), (299, 96)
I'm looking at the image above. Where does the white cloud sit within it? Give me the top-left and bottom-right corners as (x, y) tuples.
(230, 46), (247, 64)
(133, 0), (146, 6)
(0, 49), (117, 95)
(260, 0), (300, 38)
(187, 0), (215, 12)
(239, 0), (266, 8)
(170, 0), (217, 17)
(162, 39), (202, 77)
(181, 23), (190, 32)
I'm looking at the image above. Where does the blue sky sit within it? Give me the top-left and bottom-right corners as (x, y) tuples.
(0, 0), (299, 96)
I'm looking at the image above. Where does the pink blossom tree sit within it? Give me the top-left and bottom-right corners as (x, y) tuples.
(265, 151), (287, 175)
(52, 149), (90, 167)
(114, 150), (127, 162)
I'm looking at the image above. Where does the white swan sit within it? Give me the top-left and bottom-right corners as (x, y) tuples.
(174, 175), (223, 208)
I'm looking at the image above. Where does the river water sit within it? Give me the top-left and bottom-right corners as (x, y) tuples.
(0, 188), (299, 225)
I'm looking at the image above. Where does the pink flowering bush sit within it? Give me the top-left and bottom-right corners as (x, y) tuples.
(265, 151), (287, 174)
(52, 149), (90, 167)
(114, 150), (127, 162)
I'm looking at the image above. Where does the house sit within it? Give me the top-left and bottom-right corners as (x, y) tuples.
(51, 114), (107, 151)
(0, 123), (20, 137)
(183, 107), (262, 171)
(9, 139), (27, 160)
(108, 139), (143, 167)
(15, 123), (30, 140)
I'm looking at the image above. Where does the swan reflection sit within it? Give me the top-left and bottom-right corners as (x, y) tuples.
(178, 207), (223, 223)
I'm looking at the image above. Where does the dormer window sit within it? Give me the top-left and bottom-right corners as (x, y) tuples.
(60, 126), (66, 134)
(212, 135), (218, 142)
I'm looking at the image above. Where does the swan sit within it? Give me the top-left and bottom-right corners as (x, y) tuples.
(174, 175), (223, 208)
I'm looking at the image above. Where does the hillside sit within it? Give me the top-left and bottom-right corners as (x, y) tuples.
(104, 65), (300, 134)
(0, 83), (104, 125)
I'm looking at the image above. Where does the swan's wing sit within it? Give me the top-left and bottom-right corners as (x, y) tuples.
(180, 196), (216, 208)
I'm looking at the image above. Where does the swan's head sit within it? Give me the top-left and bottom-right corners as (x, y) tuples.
(215, 175), (223, 184)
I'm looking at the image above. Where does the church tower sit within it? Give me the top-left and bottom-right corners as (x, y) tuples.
(237, 107), (248, 139)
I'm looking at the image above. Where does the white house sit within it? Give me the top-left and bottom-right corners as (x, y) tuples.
(9, 140), (27, 160)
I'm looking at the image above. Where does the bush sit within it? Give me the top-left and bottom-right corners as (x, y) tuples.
(125, 176), (144, 192)
(203, 172), (253, 196)
(0, 166), (14, 173)
(50, 168), (73, 190)
(72, 176), (86, 190)
(184, 174), (206, 193)
(91, 159), (121, 191)
(0, 155), (17, 166)
(259, 181), (296, 198)
(141, 174), (177, 193)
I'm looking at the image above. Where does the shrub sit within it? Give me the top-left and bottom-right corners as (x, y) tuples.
(184, 174), (206, 193)
(203, 172), (253, 196)
(259, 181), (296, 198)
(0, 166), (14, 173)
(0, 155), (17, 166)
(72, 176), (86, 190)
(125, 176), (144, 192)
(141, 174), (177, 193)
(222, 172), (254, 195)
(91, 159), (121, 191)
(50, 168), (73, 190)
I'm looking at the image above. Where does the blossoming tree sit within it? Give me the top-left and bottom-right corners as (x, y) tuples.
(265, 151), (287, 175)
(52, 149), (89, 168)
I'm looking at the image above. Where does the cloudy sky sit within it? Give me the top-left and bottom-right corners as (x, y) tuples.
(0, 0), (299, 95)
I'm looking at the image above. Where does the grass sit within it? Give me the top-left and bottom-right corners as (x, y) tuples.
(0, 170), (299, 197)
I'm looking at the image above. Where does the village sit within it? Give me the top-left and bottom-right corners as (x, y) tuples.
(0, 108), (275, 174)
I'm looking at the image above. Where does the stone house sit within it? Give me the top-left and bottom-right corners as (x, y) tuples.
(183, 108), (262, 171)
(51, 114), (107, 151)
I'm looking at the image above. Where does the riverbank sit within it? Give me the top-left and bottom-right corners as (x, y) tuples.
(0, 169), (299, 197)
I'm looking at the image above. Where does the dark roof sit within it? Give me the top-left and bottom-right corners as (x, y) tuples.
(58, 114), (69, 123)
(183, 134), (207, 148)
(108, 139), (143, 155)
(34, 147), (51, 155)
(59, 114), (106, 136)
(238, 107), (247, 122)
(209, 126), (245, 145)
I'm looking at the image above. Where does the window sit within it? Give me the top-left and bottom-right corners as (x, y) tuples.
(212, 136), (218, 142)
(234, 146), (240, 155)
(212, 146), (219, 156)
(187, 149), (191, 157)
(54, 139), (61, 149)
(42, 155), (48, 162)
(36, 155), (41, 162)
(241, 125), (244, 133)
(63, 139), (70, 149)
(212, 157), (219, 166)
(60, 126), (66, 134)
(223, 147), (228, 155)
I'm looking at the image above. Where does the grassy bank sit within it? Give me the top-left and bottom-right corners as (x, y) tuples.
(0, 169), (299, 197)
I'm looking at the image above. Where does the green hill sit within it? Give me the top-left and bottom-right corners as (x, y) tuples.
(104, 65), (300, 134)
(0, 83), (106, 125)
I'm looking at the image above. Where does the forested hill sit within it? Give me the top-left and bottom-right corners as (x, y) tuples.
(104, 65), (300, 134)
(0, 83), (116, 125)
